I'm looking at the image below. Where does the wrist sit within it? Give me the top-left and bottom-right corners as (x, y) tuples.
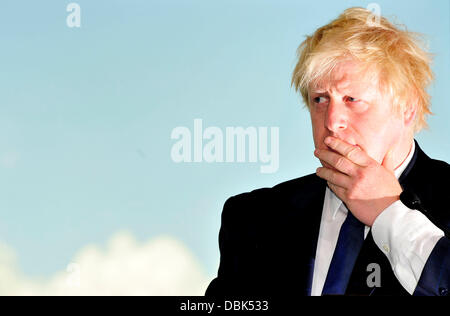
(371, 195), (401, 226)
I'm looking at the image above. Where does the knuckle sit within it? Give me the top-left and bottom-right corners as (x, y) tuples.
(329, 172), (336, 183)
(365, 163), (377, 175)
(347, 188), (357, 200)
(345, 189), (354, 200)
(335, 156), (346, 170)
(356, 169), (366, 181)
(346, 147), (358, 159)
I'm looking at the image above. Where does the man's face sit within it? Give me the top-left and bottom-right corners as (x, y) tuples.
(309, 60), (407, 169)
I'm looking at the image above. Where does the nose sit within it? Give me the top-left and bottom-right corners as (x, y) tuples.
(325, 99), (348, 133)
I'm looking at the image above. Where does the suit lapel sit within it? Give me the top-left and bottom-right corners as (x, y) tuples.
(282, 175), (326, 295)
(304, 179), (327, 295)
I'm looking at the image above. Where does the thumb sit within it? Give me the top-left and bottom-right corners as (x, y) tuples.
(382, 148), (396, 172)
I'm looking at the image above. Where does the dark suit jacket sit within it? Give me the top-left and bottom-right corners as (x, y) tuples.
(205, 140), (450, 296)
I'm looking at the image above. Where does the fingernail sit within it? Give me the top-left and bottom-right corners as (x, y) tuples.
(324, 137), (332, 145)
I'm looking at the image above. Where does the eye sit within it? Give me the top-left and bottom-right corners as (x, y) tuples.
(313, 96), (328, 104)
(345, 96), (360, 103)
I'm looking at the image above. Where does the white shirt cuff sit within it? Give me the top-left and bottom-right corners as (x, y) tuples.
(371, 200), (445, 294)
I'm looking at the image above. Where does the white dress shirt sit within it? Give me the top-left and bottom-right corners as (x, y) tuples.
(311, 141), (445, 295)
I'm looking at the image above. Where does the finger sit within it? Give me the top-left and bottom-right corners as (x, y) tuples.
(327, 181), (347, 202)
(324, 136), (371, 167)
(314, 148), (357, 176)
(316, 167), (351, 189)
(381, 148), (396, 172)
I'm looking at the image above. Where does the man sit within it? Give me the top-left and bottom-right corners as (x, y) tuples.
(205, 8), (450, 296)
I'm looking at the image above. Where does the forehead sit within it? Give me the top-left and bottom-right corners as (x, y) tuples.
(310, 60), (380, 94)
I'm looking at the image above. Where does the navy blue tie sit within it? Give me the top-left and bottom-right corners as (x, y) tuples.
(322, 208), (365, 295)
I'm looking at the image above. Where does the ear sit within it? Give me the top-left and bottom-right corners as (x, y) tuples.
(403, 103), (417, 127)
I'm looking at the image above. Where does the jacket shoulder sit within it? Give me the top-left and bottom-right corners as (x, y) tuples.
(427, 157), (449, 173)
(414, 144), (449, 177)
(225, 173), (319, 206)
(407, 146), (450, 229)
(220, 173), (323, 227)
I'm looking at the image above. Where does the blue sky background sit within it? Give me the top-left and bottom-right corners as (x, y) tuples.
(0, 0), (448, 287)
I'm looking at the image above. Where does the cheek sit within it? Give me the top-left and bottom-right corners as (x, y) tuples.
(352, 107), (392, 135)
(366, 115), (402, 138)
(353, 115), (403, 161)
(310, 112), (326, 146)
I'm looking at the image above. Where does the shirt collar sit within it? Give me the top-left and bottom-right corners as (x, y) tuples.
(328, 141), (415, 219)
(394, 141), (415, 179)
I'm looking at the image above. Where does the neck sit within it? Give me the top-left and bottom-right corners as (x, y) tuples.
(392, 134), (414, 171)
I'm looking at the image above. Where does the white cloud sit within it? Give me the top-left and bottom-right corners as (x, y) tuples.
(0, 231), (212, 296)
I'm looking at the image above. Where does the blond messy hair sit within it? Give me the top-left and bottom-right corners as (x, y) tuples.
(291, 7), (434, 132)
